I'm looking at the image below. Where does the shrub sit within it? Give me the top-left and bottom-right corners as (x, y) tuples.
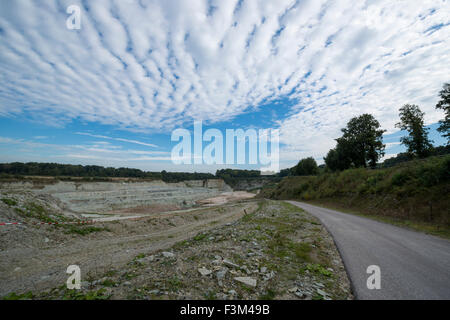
(391, 171), (411, 186)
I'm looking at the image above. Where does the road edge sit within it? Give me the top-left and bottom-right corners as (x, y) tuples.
(286, 200), (359, 300)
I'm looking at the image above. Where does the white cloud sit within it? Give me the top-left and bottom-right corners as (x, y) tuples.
(75, 132), (158, 148)
(0, 135), (170, 164)
(0, 0), (449, 164)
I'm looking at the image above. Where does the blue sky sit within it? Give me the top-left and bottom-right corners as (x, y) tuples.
(0, 0), (449, 173)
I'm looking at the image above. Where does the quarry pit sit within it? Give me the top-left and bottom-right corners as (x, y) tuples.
(0, 179), (351, 300)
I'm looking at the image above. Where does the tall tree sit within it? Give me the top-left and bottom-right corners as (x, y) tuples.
(294, 157), (319, 176)
(339, 114), (386, 168)
(324, 114), (385, 171)
(396, 104), (433, 158)
(436, 83), (450, 144)
(324, 143), (352, 171)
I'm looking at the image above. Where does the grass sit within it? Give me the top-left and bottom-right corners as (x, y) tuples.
(312, 293), (325, 300)
(166, 276), (183, 292)
(2, 291), (34, 300)
(193, 233), (208, 241)
(62, 225), (109, 236)
(259, 288), (277, 300)
(101, 279), (117, 287)
(3, 287), (111, 301)
(123, 272), (138, 280)
(22, 203), (56, 223)
(242, 201), (332, 285)
(135, 253), (146, 260)
(203, 290), (217, 300)
(10, 200), (109, 235)
(1, 198), (17, 206)
(62, 288), (111, 300)
(300, 263), (333, 277)
(260, 155), (450, 234)
(104, 270), (117, 277)
(309, 199), (450, 239)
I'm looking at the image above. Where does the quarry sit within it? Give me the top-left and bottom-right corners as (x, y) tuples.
(0, 178), (352, 300)
(0, 179), (232, 215)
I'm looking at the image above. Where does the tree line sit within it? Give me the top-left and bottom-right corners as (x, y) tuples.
(0, 162), (215, 183)
(284, 82), (450, 175)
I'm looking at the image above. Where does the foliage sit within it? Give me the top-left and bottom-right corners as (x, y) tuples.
(1, 198), (17, 206)
(436, 83), (450, 143)
(62, 288), (111, 300)
(324, 143), (352, 171)
(382, 145), (450, 168)
(302, 264), (333, 277)
(339, 114), (386, 168)
(215, 169), (261, 186)
(293, 157), (319, 176)
(2, 291), (34, 300)
(216, 169), (272, 187)
(260, 155), (450, 225)
(62, 225), (109, 236)
(278, 167), (294, 177)
(325, 114), (385, 170)
(0, 162), (215, 182)
(396, 104), (433, 158)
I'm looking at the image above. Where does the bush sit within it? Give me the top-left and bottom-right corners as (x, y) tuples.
(259, 155), (450, 225)
(391, 171), (411, 186)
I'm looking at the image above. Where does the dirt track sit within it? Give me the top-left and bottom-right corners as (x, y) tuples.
(0, 200), (257, 296)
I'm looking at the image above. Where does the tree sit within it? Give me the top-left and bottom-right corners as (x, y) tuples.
(396, 104), (433, 158)
(335, 114), (386, 169)
(294, 157), (318, 176)
(324, 140), (353, 171)
(278, 167), (293, 177)
(436, 83), (450, 144)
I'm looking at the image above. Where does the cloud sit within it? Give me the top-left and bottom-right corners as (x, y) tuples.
(75, 132), (158, 148)
(0, 0), (449, 164)
(0, 135), (169, 163)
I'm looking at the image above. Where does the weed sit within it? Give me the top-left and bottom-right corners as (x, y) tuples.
(203, 290), (217, 300)
(1, 198), (17, 206)
(193, 233), (207, 241)
(301, 264), (333, 277)
(105, 270), (117, 277)
(101, 279), (116, 287)
(63, 225), (109, 236)
(123, 272), (137, 280)
(2, 291), (33, 300)
(259, 288), (277, 300)
(166, 276), (183, 291)
(62, 288), (110, 300)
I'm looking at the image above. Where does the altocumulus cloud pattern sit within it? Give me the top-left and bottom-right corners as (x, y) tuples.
(0, 0), (449, 159)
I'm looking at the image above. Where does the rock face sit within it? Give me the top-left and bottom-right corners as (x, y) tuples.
(7, 180), (232, 213)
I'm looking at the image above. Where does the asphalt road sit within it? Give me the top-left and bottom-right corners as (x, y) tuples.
(288, 201), (450, 300)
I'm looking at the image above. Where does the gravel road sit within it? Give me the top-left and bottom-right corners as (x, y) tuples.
(288, 201), (450, 300)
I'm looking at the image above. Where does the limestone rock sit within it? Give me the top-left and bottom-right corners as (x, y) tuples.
(234, 277), (257, 287)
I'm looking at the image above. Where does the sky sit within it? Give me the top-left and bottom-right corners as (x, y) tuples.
(0, 0), (449, 173)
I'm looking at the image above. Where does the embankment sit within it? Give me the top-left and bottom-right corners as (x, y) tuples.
(260, 155), (450, 230)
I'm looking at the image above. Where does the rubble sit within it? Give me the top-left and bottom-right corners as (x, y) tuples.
(234, 277), (257, 288)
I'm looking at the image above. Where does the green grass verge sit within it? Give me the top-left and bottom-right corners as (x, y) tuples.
(305, 199), (450, 239)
